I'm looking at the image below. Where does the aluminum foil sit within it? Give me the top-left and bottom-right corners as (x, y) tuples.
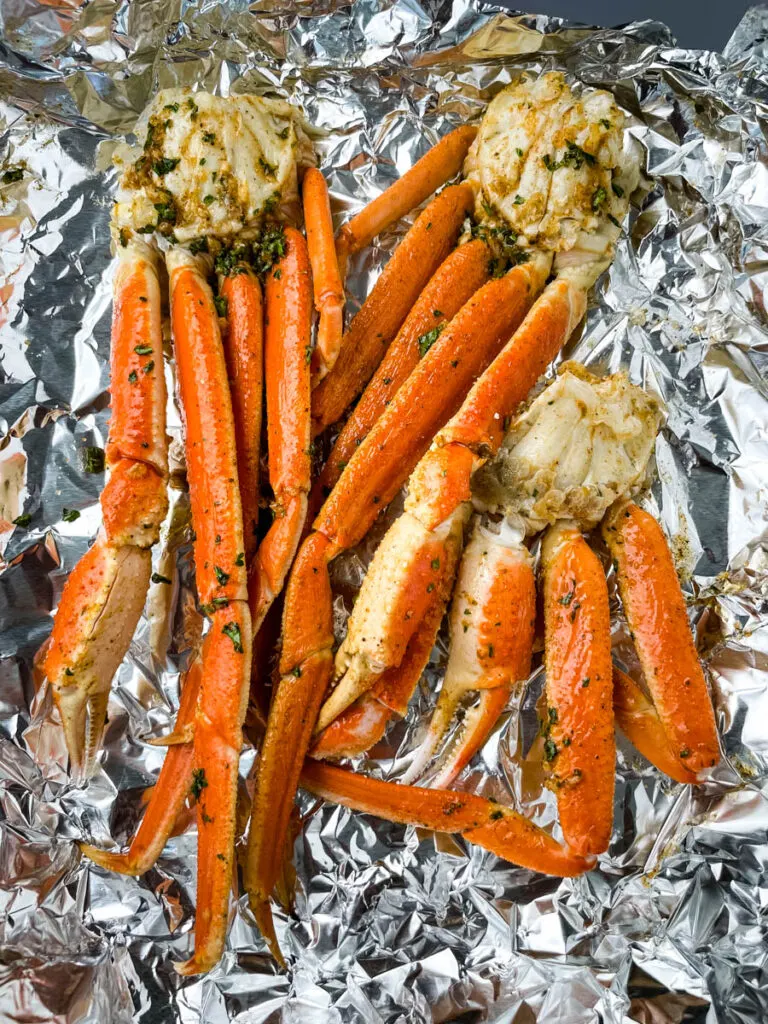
(2, 2), (768, 1021)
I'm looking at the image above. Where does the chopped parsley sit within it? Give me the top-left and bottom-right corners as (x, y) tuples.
(222, 621), (244, 653)
(62, 508), (80, 523)
(83, 446), (105, 474)
(163, 102), (180, 113)
(154, 200), (177, 225)
(417, 323), (445, 358)
(152, 157), (180, 177)
(277, 127), (290, 140)
(12, 513), (31, 528)
(128, 370), (138, 384)
(612, 182), (625, 198)
(118, 227), (130, 247)
(214, 565), (230, 586)
(203, 194), (215, 205)
(152, 572), (172, 585)
(2, 167), (24, 184)
(235, 552), (245, 566)
(513, 194), (525, 205)
(543, 738), (558, 761)
(214, 295), (228, 318)
(200, 596), (230, 615)
(134, 344), (153, 355)
(202, 131), (216, 144)
(189, 236), (209, 255)
(190, 768), (208, 799)
(258, 157), (277, 178)
(591, 186), (607, 212)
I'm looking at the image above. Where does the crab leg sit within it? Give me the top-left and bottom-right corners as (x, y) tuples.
(220, 267), (264, 564)
(246, 260), (550, 958)
(43, 242), (168, 777)
(310, 238), (491, 514)
(541, 522), (614, 858)
(311, 534), (462, 760)
(247, 228), (313, 636)
(166, 250), (253, 976)
(302, 168), (345, 384)
(300, 761), (592, 877)
(612, 666), (699, 784)
(334, 126), (477, 279)
(401, 526), (536, 788)
(81, 260), (268, 882)
(602, 502), (719, 775)
(80, 656), (202, 874)
(321, 278), (586, 731)
(311, 183), (475, 437)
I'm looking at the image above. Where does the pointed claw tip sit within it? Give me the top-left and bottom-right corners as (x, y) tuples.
(79, 842), (141, 876)
(250, 897), (286, 969)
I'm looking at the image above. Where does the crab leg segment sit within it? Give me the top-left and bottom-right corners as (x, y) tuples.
(167, 250), (252, 976)
(402, 527), (536, 788)
(300, 761), (592, 878)
(247, 228), (313, 636)
(246, 259), (548, 956)
(318, 276), (585, 737)
(220, 268), (264, 564)
(310, 238), (491, 514)
(612, 666), (699, 785)
(542, 522), (614, 858)
(302, 168), (345, 384)
(43, 243), (168, 777)
(311, 183), (475, 437)
(80, 657), (203, 874)
(335, 126), (477, 278)
(602, 502), (719, 775)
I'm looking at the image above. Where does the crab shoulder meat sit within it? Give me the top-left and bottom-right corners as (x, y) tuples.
(113, 88), (312, 244)
(473, 364), (663, 534)
(464, 71), (640, 288)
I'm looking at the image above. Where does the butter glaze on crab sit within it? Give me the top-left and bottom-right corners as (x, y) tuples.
(464, 72), (640, 288)
(473, 365), (663, 532)
(113, 88), (312, 244)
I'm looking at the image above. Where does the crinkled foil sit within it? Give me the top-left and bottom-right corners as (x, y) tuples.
(1, 2), (768, 1021)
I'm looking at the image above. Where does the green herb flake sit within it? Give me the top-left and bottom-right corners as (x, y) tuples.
(679, 748), (691, 759)
(258, 157), (277, 178)
(222, 621), (244, 653)
(600, 118), (611, 129)
(12, 513), (31, 528)
(581, 677), (591, 688)
(417, 323), (445, 358)
(134, 344), (153, 355)
(214, 565), (230, 586)
(144, 360), (154, 374)
(214, 295), (228, 318)
(128, 370), (138, 384)
(292, 666), (302, 678)
(152, 157), (180, 177)
(200, 597), (230, 615)
(612, 182), (625, 198)
(235, 552), (245, 566)
(163, 102), (180, 113)
(548, 706), (558, 724)
(189, 236), (209, 255)
(190, 768), (208, 799)
(591, 186), (607, 212)
(83, 446), (105, 474)
(202, 131), (216, 144)
(154, 200), (177, 226)
(431, 558), (440, 570)
(152, 572), (172, 585)
(489, 809), (504, 821)
(278, 127), (290, 139)
(203, 194), (215, 205)
(62, 508), (80, 523)
(608, 213), (621, 228)
(515, 147), (524, 158)
(543, 738), (558, 762)
(2, 167), (24, 184)
(118, 227), (130, 248)
(513, 194), (525, 205)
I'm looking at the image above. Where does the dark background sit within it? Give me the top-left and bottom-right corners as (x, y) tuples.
(505, 1), (753, 51)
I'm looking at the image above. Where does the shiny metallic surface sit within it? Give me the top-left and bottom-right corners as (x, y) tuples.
(1, 3), (767, 1020)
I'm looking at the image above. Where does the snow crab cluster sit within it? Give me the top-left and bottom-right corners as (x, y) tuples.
(40, 72), (719, 973)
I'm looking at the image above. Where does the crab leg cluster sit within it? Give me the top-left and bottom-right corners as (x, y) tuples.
(43, 70), (723, 976)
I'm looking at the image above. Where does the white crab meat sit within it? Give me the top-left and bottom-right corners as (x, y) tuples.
(473, 364), (663, 533)
(464, 71), (641, 290)
(113, 88), (312, 244)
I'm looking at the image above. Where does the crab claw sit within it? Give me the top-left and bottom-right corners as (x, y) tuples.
(402, 524), (536, 788)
